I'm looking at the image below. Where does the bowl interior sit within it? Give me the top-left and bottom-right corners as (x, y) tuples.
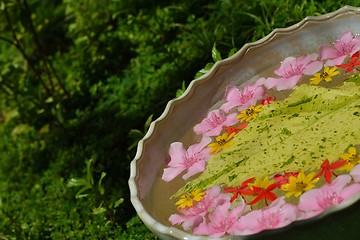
(130, 5), (360, 239)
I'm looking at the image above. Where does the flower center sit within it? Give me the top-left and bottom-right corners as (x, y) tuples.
(245, 108), (254, 116)
(208, 112), (225, 127)
(184, 153), (202, 168)
(349, 154), (360, 164)
(319, 192), (344, 209)
(296, 181), (307, 191)
(217, 138), (226, 146)
(320, 71), (329, 79)
(285, 63), (303, 77)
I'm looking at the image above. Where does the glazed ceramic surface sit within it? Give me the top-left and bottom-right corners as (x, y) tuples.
(129, 5), (360, 240)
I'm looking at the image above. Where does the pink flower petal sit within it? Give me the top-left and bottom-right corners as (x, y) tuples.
(193, 110), (238, 136)
(324, 55), (347, 66)
(193, 201), (244, 238)
(182, 160), (206, 180)
(169, 186), (229, 231)
(167, 142), (186, 167)
(162, 138), (211, 181)
(350, 164), (360, 183)
(162, 166), (186, 182)
(298, 175), (356, 220)
(320, 45), (341, 60)
(340, 183), (360, 202)
(221, 85), (243, 112)
(320, 31), (360, 66)
(236, 197), (299, 235)
(265, 75), (301, 91)
(221, 84), (266, 113)
(187, 136), (212, 156)
(302, 60), (323, 75)
(274, 56), (297, 77)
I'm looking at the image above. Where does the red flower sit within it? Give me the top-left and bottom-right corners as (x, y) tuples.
(261, 96), (276, 105)
(225, 122), (248, 134)
(337, 51), (360, 73)
(274, 171), (299, 187)
(314, 159), (346, 183)
(248, 183), (278, 205)
(224, 177), (254, 203)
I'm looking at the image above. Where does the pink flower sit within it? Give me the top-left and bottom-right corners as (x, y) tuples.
(264, 53), (323, 90)
(235, 197), (299, 235)
(298, 175), (360, 219)
(162, 137), (212, 182)
(193, 200), (245, 238)
(320, 31), (360, 66)
(193, 109), (238, 136)
(220, 82), (265, 113)
(169, 186), (229, 230)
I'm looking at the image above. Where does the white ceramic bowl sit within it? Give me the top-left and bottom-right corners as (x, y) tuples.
(129, 5), (360, 240)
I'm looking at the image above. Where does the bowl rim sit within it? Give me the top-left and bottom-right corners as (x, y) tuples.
(129, 5), (360, 240)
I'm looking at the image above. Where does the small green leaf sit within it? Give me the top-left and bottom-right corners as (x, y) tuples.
(85, 159), (94, 186)
(75, 185), (92, 199)
(92, 202), (106, 215)
(98, 172), (106, 195)
(175, 81), (186, 98)
(144, 114), (153, 131)
(211, 43), (222, 62)
(228, 48), (238, 57)
(45, 97), (54, 103)
(66, 178), (87, 188)
(195, 63), (214, 78)
(114, 198), (124, 208)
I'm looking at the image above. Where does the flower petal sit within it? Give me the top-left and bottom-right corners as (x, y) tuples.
(182, 161), (206, 180)
(264, 75), (300, 91)
(350, 164), (360, 183)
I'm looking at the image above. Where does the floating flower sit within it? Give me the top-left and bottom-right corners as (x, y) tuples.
(225, 122), (248, 134)
(309, 66), (340, 85)
(169, 186), (229, 230)
(281, 171), (319, 198)
(337, 51), (360, 73)
(208, 132), (236, 154)
(247, 176), (278, 205)
(220, 82), (265, 113)
(193, 109), (238, 136)
(274, 171), (299, 187)
(314, 159), (346, 183)
(193, 201), (245, 238)
(175, 189), (206, 209)
(298, 175), (360, 219)
(162, 137), (212, 182)
(235, 197), (299, 235)
(224, 177), (255, 203)
(339, 147), (360, 172)
(237, 105), (263, 122)
(264, 53), (323, 90)
(320, 31), (360, 66)
(260, 96), (276, 105)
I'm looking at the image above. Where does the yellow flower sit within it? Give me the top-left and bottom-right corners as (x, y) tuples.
(309, 66), (340, 85)
(339, 147), (360, 171)
(281, 171), (319, 198)
(175, 189), (205, 209)
(237, 105), (263, 122)
(208, 132), (236, 154)
(249, 176), (275, 190)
